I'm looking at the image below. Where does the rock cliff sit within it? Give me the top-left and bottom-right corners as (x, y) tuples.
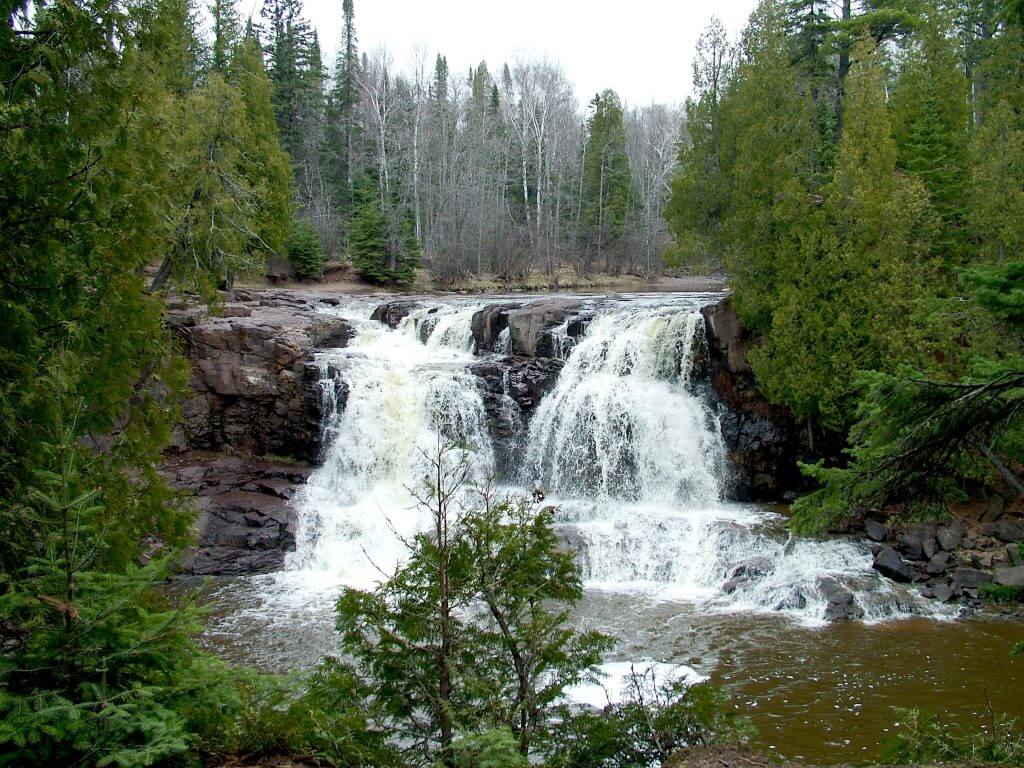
(698, 296), (810, 501)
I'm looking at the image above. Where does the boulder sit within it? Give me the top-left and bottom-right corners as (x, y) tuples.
(819, 578), (864, 622)
(506, 300), (582, 357)
(937, 521), (965, 551)
(700, 295), (753, 375)
(370, 300), (421, 329)
(926, 552), (952, 576)
(698, 296), (813, 501)
(953, 567), (992, 590)
(873, 547), (914, 582)
(994, 519), (1024, 544)
(982, 497), (1006, 523)
(470, 356), (565, 477)
(722, 576), (746, 595)
(994, 565), (1024, 588)
(864, 518), (888, 542)
(471, 302), (521, 354)
(932, 583), (957, 603)
(728, 557), (773, 580)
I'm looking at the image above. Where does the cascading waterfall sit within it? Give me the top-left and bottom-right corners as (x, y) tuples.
(275, 294), (939, 627)
(285, 302), (493, 586)
(519, 302), (938, 624)
(524, 308), (720, 504)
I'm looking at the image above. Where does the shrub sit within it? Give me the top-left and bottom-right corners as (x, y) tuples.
(882, 708), (1024, 766)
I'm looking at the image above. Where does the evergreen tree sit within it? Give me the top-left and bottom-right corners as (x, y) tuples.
(0, 0), (224, 761)
(581, 89), (631, 272)
(210, 0), (241, 72)
(335, 445), (608, 767)
(750, 39), (932, 430)
(349, 174), (393, 284)
(326, 0), (360, 226)
(717, 0), (819, 332)
(149, 23), (293, 292)
(890, 10), (971, 273)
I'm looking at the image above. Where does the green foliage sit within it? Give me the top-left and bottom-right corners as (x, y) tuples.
(748, 38), (932, 430)
(882, 708), (1024, 766)
(288, 219), (326, 278)
(547, 674), (754, 768)
(979, 583), (1024, 603)
(0, 0), (293, 764)
(349, 173), (420, 286)
(582, 90), (632, 267)
(335, 445), (610, 766)
(448, 729), (528, 768)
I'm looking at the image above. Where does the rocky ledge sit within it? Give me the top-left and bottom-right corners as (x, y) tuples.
(165, 290), (351, 575)
(162, 452), (309, 576)
(166, 289), (352, 462)
(698, 296), (812, 501)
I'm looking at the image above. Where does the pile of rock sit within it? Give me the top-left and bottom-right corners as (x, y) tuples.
(868, 509), (1024, 603)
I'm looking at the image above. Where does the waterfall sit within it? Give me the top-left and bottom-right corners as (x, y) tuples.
(285, 302), (493, 584)
(276, 295), (939, 627)
(523, 308), (720, 505)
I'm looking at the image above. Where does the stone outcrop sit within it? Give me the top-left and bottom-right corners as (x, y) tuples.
(370, 299), (421, 329)
(698, 296), (808, 500)
(506, 299), (583, 357)
(470, 302), (521, 353)
(164, 452), (309, 575)
(167, 290), (351, 462)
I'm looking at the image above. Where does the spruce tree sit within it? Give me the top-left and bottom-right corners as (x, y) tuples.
(210, 0), (241, 72)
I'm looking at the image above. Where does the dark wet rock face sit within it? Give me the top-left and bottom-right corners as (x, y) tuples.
(698, 297), (809, 501)
(168, 291), (352, 462)
(165, 453), (309, 576)
(820, 577), (864, 622)
(470, 356), (564, 476)
(471, 302), (520, 353)
(507, 299), (583, 357)
(873, 547), (914, 582)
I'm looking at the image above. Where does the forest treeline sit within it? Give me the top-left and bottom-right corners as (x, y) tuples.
(262, 0), (683, 283)
(665, 0), (1024, 530)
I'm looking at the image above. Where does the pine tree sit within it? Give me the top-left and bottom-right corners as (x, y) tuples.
(335, 445), (607, 767)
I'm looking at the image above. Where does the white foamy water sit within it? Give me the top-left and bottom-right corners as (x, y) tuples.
(564, 661), (708, 708)
(283, 301), (492, 590)
(249, 293), (942, 631)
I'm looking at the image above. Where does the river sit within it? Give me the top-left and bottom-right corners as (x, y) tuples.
(180, 291), (1024, 762)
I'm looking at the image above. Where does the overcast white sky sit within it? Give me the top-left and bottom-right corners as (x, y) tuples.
(278, 0), (758, 107)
